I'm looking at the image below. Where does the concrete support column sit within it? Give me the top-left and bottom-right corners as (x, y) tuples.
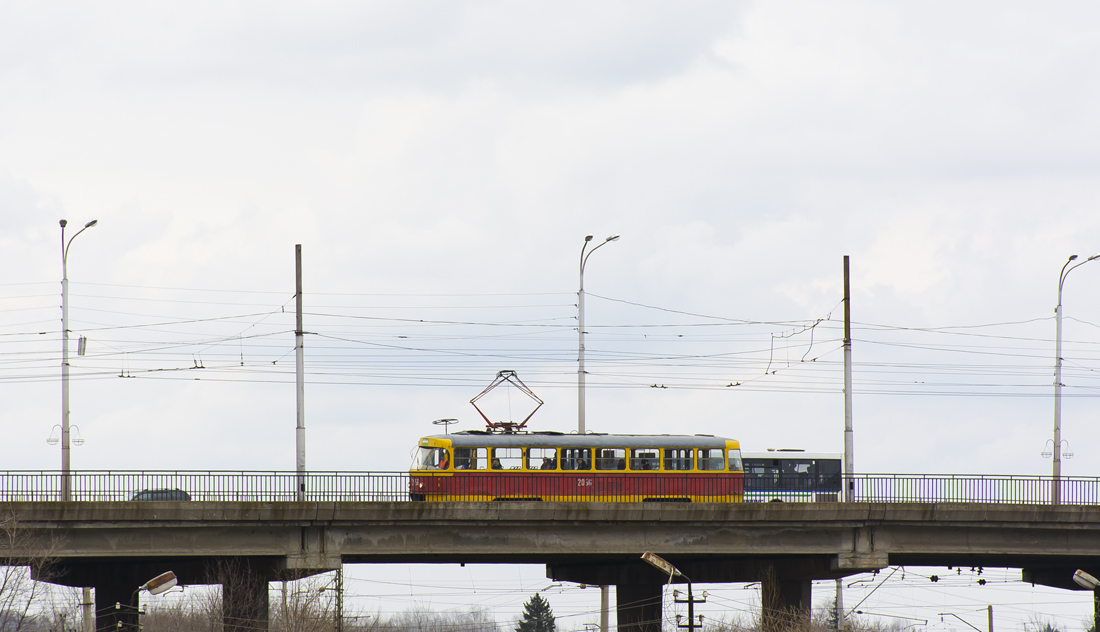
(222, 571), (270, 632)
(616, 584), (662, 632)
(42, 557), (293, 632)
(93, 578), (139, 632)
(760, 574), (811, 631)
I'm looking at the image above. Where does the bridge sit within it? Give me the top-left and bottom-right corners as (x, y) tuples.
(4, 471), (1100, 631)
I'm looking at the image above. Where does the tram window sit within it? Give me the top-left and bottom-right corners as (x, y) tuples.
(528, 447), (557, 470)
(727, 449), (743, 472)
(414, 447), (448, 470)
(663, 449), (693, 471)
(560, 448), (591, 471)
(698, 449), (724, 471)
(454, 447), (487, 470)
(595, 448), (626, 471)
(491, 447), (522, 470)
(629, 449), (659, 471)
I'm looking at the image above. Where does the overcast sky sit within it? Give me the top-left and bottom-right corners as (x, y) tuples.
(3, 1), (1100, 627)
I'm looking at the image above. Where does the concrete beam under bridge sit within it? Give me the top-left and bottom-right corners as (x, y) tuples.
(17, 501), (1094, 566)
(548, 556), (848, 585)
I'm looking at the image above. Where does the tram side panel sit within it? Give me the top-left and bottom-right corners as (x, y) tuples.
(412, 471), (743, 502)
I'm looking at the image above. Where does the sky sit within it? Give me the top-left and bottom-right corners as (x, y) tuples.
(2, 1), (1100, 629)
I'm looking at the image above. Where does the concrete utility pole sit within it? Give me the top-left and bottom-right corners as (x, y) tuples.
(577, 234), (619, 435)
(1052, 253), (1099, 505)
(834, 578), (844, 630)
(295, 245), (306, 501)
(600, 585), (609, 632)
(60, 218), (97, 501)
(82, 586), (93, 632)
(335, 565), (343, 632)
(843, 255), (854, 502)
(674, 586), (705, 632)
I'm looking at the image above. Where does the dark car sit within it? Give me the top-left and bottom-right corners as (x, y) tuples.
(129, 488), (191, 501)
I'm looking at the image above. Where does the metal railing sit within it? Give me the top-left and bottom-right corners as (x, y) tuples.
(0, 471), (410, 502)
(0, 471), (1096, 505)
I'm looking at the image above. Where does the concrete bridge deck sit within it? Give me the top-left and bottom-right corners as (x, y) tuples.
(11, 500), (1100, 574)
(7, 500), (1100, 630)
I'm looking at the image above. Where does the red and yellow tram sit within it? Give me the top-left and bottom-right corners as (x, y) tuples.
(409, 431), (744, 502)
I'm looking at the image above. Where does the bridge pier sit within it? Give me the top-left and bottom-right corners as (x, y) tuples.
(214, 558), (274, 631)
(616, 583), (663, 632)
(37, 556), (308, 632)
(36, 559), (200, 632)
(548, 558), (821, 631)
(759, 566), (811, 631)
(91, 572), (139, 632)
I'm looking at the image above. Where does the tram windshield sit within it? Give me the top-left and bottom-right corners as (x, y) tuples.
(413, 447), (448, 470)
(728, 449), (743, 472)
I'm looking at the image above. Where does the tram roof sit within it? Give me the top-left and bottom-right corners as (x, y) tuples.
(422, 432), (736, 449)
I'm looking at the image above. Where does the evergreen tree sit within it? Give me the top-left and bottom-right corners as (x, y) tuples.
(823, 597), (839, 630)
(515, 593), (555, 632)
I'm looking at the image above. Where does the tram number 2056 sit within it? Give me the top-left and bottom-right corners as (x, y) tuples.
(577, 478), (594, 487)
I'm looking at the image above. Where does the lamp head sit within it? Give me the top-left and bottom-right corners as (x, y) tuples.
(1074, 569), (1100, 590)
(85, 220), (98, 228)
(1088, 254), (1100, 262)
(641, 551), (681, 577)
(605, 235), (620, 242)
(141, 571), (178, 595)
(584, 235), (593, 242)
(60, 219), (68, 228)
(1069, 254), (1079, 262)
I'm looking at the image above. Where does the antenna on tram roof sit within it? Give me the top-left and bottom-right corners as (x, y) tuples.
(432, 418), (459, 435)
(470, 370), (544, 434)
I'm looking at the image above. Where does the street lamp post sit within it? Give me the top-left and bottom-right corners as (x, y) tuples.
(1074, 569), (1100, 630)
(1052, 253), (1099, 505)
(578, 234), (619, 435)
(641, 552), (703, 632)
(60, 218), (97, 502)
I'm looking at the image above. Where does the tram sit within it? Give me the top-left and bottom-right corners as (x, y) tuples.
(409, 431), (744, 502)
(741, 450), (842, 502)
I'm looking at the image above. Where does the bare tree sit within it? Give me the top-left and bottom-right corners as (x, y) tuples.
(141, 586), (221, 632)
(1024, 615), (1063, 632)
(372, 607), (500, 632)
(206, 558), (273, 632)
(703, 602), (917, 632)
(22, 588), (83, 632)
(0, 506), (61, 632)
(271, 574), (338, 632)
